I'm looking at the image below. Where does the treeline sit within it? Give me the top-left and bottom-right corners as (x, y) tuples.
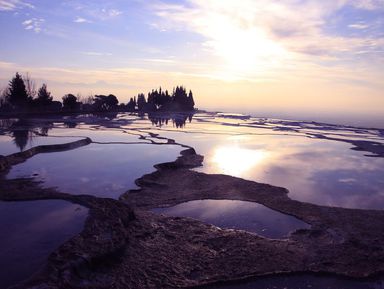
(0, 72), (196, 114)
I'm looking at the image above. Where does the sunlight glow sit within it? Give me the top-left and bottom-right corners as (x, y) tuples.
(218, 30), (286, 74)
(212, 146), (268, 176)
(201, 13), (289, 80)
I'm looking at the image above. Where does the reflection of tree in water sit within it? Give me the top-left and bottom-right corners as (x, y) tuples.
(9, 119), (53, 151)
(0, 119), (18, 131)
(148, 113), (194, 128)
(12, 129), (30, 151)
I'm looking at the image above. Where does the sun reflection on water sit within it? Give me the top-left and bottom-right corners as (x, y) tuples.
(212, 146), (269, 177)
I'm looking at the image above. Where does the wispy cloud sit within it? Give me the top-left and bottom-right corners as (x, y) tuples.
(151, 0), (384, 80)
(352, 0), (384, 10)
(104, 8), (122, 17)
(0, 0), (34, 11)
(74, 16), (92, 23)
(81, 51), (113, 56)
(349, 23), (369, 29)
(64, 2), (124, 21)
(88, 8), (123, 20)
(143, 58), (176, 63)
(22, 18), (44, 33)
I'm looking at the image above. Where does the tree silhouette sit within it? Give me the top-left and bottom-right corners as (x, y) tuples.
(23, 73), (37, 100)
(126, 97), (137, 111)
(35, 84), (53, 107)
(188, 90), (195, 109)
(93, 94), (119, 111)
(62, 94), (79, 111)
(6, 72), (29, 110)
(1, 72), (197, 114)
(137, 93), (146, 111)
(135, 86), (195, 112)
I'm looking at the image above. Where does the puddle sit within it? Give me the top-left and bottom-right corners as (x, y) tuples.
(0, 200), (88, 289)
(7, 143), (181, 198)
(153, 199), (310, 238)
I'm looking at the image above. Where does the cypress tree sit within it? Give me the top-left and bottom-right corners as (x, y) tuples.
(7, 72), (29, 109)
(36, 83), (53, 107)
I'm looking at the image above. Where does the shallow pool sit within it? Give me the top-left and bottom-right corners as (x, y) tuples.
(153, 199), (310, 238)
(0, 200), (88, 289)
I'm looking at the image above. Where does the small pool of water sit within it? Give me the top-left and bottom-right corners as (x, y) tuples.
(0, 135), (84, 155)
(198, 273), (384, 289)
(153, 199), (310, 238)
(0, 200), (88, 289)
(7, 143), (181, 198)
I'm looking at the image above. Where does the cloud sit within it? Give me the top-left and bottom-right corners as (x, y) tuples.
(352, 0), (384, 10)
(151, 0), (384, 81)
(89, 8), (123, 20)
(104, 8), (122, 17)
(66, 2), (123, 21)
(74, 17), (92, 23)
(22, 17), (44, 33)
(143, 58), (176, 64)
(0, 0), (34, 11)
(348, 23), (369, 29)
(81, 51), (113, 56)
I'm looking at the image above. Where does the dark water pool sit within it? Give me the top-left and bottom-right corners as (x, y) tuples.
(153, 199), (310, 238)
(0, 200), (88, 289)
(7, 143), (181, 198)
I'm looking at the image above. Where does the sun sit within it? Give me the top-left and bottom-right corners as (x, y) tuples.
(204, 18), (288, 80)
(212, 146), (269, 177)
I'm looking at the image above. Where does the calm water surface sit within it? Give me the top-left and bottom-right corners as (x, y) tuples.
(145, 114), (384, 209)
(1, 113), (383, 288)
(0, 200), (87, 289)
(154, 200), (310, 238)
(7, 142), (181, 198)
(2, 113), (384, 207)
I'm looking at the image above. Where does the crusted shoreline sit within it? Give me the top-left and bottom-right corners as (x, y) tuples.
(0, 140), (383, 288)
(0, 137), (92, 172)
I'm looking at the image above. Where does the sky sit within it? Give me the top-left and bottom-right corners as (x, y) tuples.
(0, 0), (383, 120)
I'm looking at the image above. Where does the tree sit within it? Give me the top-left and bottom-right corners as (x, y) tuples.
(137, 93), (146, 111)
(187, 90), (195, 110)
(6, 72), (29, 109)
(35, 84), (53, 107)
(126, 97), (136, 111)
(23, 73), (36, 100)
(134, 86), (196, 112)
(62, 94), (79, 110)
(93, 94), (119, 111)
(0, 87), (10, 111)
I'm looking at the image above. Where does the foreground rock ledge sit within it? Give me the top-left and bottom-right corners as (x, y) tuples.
(0, 148), (383, 288)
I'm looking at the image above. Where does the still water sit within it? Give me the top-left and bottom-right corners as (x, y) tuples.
(144, 113), (384, 209)
(7, 142), (181, 198)
(1, 112), (383, 288)
(0, 200), (87, 289)
(154, 200), (310, 239)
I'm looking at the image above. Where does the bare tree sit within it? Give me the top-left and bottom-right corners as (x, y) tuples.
(23, 72), (37, 99)
(0, 87), (8, 108)
(77, 93), (94, 105)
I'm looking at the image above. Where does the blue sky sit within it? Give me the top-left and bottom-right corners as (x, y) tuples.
(0, 0), (383, 117)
